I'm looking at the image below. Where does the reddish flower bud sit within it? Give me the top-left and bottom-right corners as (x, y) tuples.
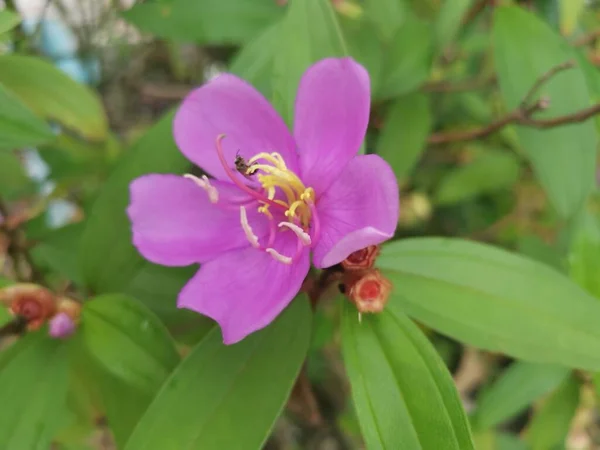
(0, 284), (57, 330)
(55, 297), (82, 321)
(341, 245), (380, 271)
(347, 269), (392, 314)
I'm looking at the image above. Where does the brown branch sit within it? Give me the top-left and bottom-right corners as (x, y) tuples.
(0, 315), (27, 339)
(422, 75), (496, 93)
(427, 60), (600, 145)
(572, 29), (600, 47)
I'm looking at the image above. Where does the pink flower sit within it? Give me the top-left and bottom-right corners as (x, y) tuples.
(48, 312), (76, 339)
(127, 58), (399, 344)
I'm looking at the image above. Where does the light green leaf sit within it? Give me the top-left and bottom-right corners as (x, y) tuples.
(0, 331), (70, 449)
(122, 0), (283, 45)
(0, 9), (21, 34)
(125, 297), (311, 450)
(363, 0), (407, 42)
(377, 91), (431, 179)
(0, 82), (54, 150)
(559, 0), (585, 35)
(525, 374), (580, 450)
(342, 303), (475, 450)
(435, 149), (521, 205)
(435, 0), (472, 49)
(379, 238), (600, 370)
(493, 7), (597, 218)
(0, 151), (31, 199)
(473, 361), (570, 429)
(0, 55), (108, 141)
(81, 294), (180, 393)
(568, 210), (600, 298)
(273, 0), (347, 124)
(377, 17), (433, 99)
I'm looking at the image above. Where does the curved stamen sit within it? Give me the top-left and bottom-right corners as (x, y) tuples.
(278, 221), (311, 246)
(240, 206), (260, 248)
(266, 248), (292, 264)
(184, 174), (219, 203)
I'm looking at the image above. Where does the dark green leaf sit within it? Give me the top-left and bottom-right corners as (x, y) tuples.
(122, 0), (283, 45)
(342, 302), (474, 450)
(0, 331), (70, 449)
(493, 6), (597, 218)
(379, 238), (600, 370)
(473, 361), (570, 429)
(0, 151), (32, 199)
(0, 55), (108, 141)
(0, 82), (54, 150)
(525, 374), (580, 450)
(81, 294), (180, 393)
(125, 297), (311, 450)
(377, 91), (432, 179)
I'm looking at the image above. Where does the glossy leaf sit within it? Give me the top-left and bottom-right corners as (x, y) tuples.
(122, 0), (283, 45)
(472, 361), (570, 429)
(379, 238), (600, 370)
(0, 82), (54, 150)
(493, 7), (597, 218)
(377, 91), (431, 179)
(0, 331), (70, 449)
(525, 374), (580, 450)
(273, 0), (347, 124)
(0, 9), (21, 34)
(125, 297), (311, 450)
(79, 111), (190, 297)
(342, 303), (475, 450)
(81, 294), (180, 393)
(0, 55), (108, 141)
(435, 149), (521, 205)
(377, 17), (433, 99)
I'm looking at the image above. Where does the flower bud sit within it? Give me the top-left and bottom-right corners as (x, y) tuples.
(0, 284), (57, 330)
(341, 245), (380, 271)
(346, 269), (392, 314)
(48, 312), (76, 339)
(56, 297), (82, 321)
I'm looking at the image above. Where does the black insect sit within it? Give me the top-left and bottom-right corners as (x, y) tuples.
(234, 151), (256, 176)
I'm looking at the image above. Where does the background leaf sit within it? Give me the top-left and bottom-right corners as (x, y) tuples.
(342, 302), (475, 450)
(125, 297), (311, 450)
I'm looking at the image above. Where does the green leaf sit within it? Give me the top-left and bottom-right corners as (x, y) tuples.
(0, 55), (108, 141)
(473, 361), (570, 429)
(435, 0), (472, 49)
(342, 303), (475, 450)
(568, 210), (600, 298)
(363, 0), (407, 42)
(377, 17), (434, 99)
(81, 294), (180, 393)
(125, 297), (311, 450)
(377, 91), (432, 179)
(79, 110), (189, 295)
(122, 0), (283, 45)
(0, 151), (32, 199)
(0, 9), (21, 34)
(0, 82), (54, 150)
(493, 7), (597, 218)
(559, 0), (585, 35)
(273, 0), (347, 124)
(0, 331), (70, 449)
(379, 237), (600, 370)
(525, 374), (580, 450)
(435, 149), (521, 205)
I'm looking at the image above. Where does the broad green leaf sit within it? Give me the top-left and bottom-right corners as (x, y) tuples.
(230, 22), (280, 98)
(79, 111), (189, 295)
(122, 0), (283, 45)
(273, 0), (347, 124)
(342, 303), (474, 450)
(0, 9), (21, 34)
(0, 55), (108, 141)
(493, 7), (597, 218)
(516, 234), (565, 272)
(525, 374), (580, 450)
(31, 222), (85, 284)
(377, 91), (431, 179)
(363, 0), (407, 41)
(125, 297), (311, 450)
(435, 0), (472, 49)
(81, 294), (180, 393)
(568, 210), (600, 298)
(377, 17), (433, 99)
(435, 150), (521, 205)
(0, 151), (31, 199)
(0, 82), (54, 150)
(379, 238), (600, 370)
(472, 361), (570, 429)
(0, 331), (70, 449)
(474, 431), (529, 450)
(559, 0), (585, 35)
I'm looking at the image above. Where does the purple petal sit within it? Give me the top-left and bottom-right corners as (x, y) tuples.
(49, 313), (76, 339)
(127, 174), (268, 267)
(173, 74), (298, 181)
(178, 232), (309, 344)
(294, 57), (371, 195)
(312, 155), (399, 268)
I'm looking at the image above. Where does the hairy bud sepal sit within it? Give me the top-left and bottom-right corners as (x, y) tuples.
(0, 284), (57, 330)
(345, 269), (392, 315)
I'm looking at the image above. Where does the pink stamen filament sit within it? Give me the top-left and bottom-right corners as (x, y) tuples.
(308, 201), (321, 245)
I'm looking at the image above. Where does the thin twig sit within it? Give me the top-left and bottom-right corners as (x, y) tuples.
(572, 29), (600, 47)
(422, 75), (496, 93)
(427, 60), (600, 145)
(0, 315), (27, 339)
